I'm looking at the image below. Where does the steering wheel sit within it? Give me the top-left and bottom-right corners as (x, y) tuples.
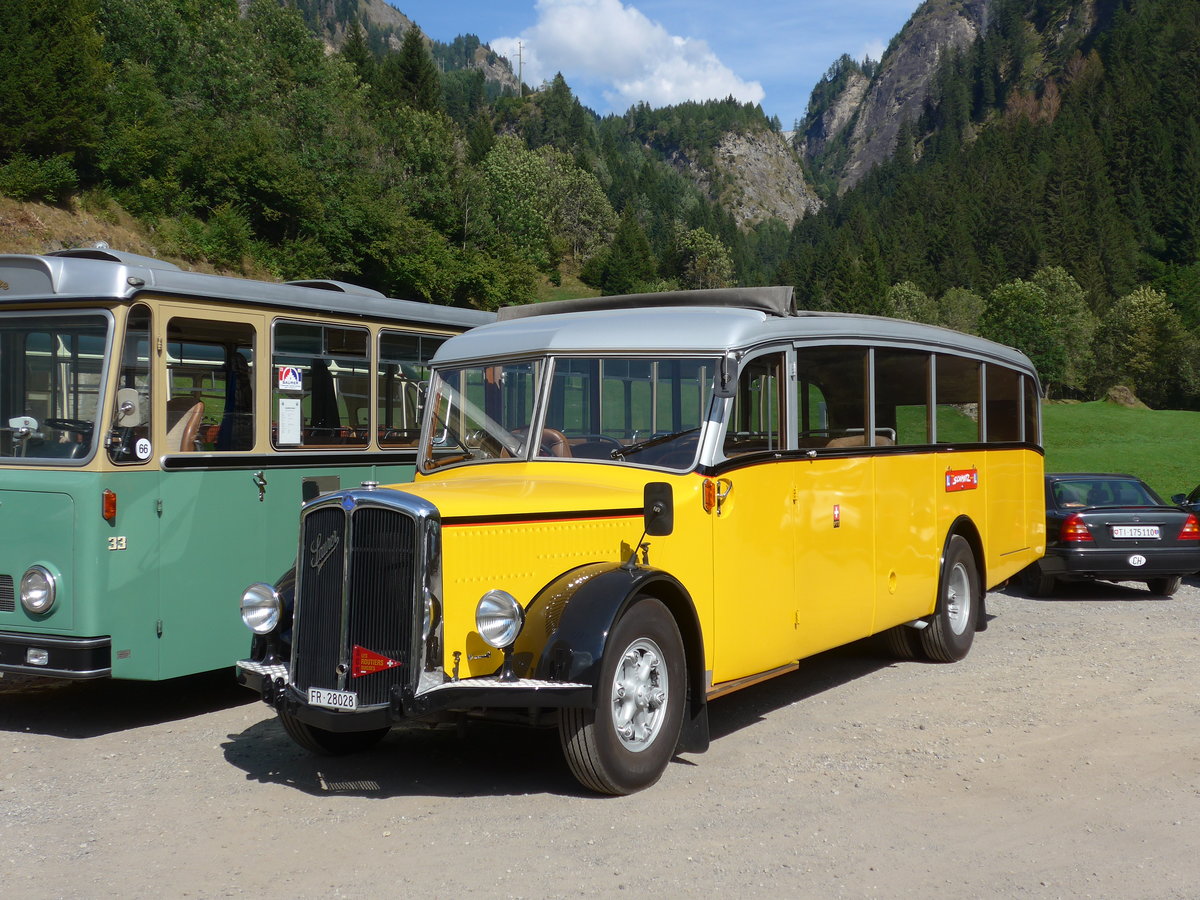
(44, 418), (94, 436)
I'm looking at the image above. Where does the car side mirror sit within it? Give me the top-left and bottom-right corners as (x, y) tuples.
(643, 482), (673, 536)
(1171, 493), (1187, 505)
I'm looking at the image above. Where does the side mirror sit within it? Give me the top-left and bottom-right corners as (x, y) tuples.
(714, 353), (737, 399)
(1171, 493), (1187, 505)
(115, 387), (142, 427)
(643, 482), (673, 536)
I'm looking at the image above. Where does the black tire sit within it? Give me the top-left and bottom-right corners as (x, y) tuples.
(882, 623), (922, 660)
(558, 596), (686, 795)
(278, 709), (389, 755)
(919, 535), (981, 663)
(1020, 564), (1056, 598)
(1146, 576), (1181, 597)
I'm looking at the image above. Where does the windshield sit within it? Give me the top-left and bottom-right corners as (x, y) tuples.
(0, 313), (110, 461)
(1052, 478), (1162, 509)
(420, 356), (716, 471)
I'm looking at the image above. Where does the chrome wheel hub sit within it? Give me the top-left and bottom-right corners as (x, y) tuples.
(610, 637), (668, 751)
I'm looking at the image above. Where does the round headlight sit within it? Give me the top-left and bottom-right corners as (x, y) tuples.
(20, 566), (56, 614)
(475, 589), (525, 649)
(240, 582), (282, 635)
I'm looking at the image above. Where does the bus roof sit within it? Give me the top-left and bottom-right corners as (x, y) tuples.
(0, 248), (494, 330)
(436, 287), (1038, 376)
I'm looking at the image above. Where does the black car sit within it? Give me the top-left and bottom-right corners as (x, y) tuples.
(1021, 473), (1200, 597)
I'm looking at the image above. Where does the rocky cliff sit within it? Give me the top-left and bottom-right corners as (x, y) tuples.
(804, 0), (995, 193)
(675, 129), (823, 229)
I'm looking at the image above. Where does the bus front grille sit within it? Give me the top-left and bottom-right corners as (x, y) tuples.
(291, 501), (418, 708)
(0, 575), (13, 612)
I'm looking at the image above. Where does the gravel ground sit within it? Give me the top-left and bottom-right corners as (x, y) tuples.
(2, 577), (1198, 899)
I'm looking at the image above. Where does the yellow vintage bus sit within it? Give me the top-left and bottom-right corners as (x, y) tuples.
(236, 287), (1045, 794)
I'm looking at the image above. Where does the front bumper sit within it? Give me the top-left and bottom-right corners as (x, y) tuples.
(237, 658), (591, 732)
(1037, 546), (1200, 581)
(0, 631), (111, 678)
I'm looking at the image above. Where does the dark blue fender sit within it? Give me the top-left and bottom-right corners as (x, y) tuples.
(518, 562), (710, 754)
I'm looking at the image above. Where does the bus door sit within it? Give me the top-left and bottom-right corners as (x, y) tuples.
(710, 351), (806, 684)
(154, 308), (266, 678)
(790, 346), (875, 654)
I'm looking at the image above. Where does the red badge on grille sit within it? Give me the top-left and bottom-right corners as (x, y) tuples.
(351, 645), (402, 678)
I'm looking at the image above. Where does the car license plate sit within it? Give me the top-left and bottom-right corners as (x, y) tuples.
(307, 687), (358, 710)
(1111, 525), (1159, 539)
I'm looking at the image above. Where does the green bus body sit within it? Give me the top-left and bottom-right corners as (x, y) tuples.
(0, 248), (491, 680)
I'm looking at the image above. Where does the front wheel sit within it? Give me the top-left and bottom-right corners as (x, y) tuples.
(558, 597), (686, 795)
(278, 709), (390, 755)
(919, 534), (981, 663)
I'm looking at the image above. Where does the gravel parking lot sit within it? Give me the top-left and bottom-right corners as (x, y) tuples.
(3, 577), (1198, 899)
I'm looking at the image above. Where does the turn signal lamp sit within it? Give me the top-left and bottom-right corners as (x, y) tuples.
(1178, 514), (1200, 541)
(702, 479), (716, 513)
(1059, 513), (1094, 543)
(102, 489), (117, 522)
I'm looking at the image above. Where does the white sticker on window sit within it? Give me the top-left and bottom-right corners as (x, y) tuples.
(278, 398), (302, 445)
(135, 438), (152, 460)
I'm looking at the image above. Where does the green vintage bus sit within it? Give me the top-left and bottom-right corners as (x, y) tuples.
(0, 247), (491, 680)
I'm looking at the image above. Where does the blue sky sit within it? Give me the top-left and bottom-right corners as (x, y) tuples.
(389, 0), (920, 128)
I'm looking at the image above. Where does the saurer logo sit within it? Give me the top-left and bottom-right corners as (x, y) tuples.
(945, 468), (979, 492)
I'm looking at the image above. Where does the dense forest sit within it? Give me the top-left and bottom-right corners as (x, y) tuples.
(1, 0), (1198, 406)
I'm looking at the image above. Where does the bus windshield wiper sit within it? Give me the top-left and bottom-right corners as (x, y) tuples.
(611, 427), (699, 460)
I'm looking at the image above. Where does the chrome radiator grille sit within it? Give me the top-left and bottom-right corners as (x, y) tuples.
(291, 500), (418, 707)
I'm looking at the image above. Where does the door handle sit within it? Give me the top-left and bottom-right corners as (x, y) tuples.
(252, 470), (267, 502)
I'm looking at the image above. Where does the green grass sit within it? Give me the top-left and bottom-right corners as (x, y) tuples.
(1042, 401), (1200, 501)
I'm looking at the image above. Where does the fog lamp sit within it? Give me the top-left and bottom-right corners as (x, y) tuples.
(26, 648), (49, 667)
(20, 566), (56, 614)
(240, 583), (282, 635)
(475, 590), (525, 649)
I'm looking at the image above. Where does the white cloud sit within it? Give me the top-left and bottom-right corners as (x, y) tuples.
(491, 0), (764, 112)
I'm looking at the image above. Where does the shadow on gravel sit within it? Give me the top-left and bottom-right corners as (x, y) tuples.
(221, 639), (904, 799)
(222, 716), (582, 799)
(0, 668), (254, 738)
(1004, 577), (1189, 602)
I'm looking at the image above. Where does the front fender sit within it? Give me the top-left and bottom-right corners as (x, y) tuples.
(519, 562), (709, 753)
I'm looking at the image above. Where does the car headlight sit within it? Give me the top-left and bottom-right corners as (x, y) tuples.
(475, 589), (525, 649)
(20, 566), (56, 614)
(240, 582), (282, 635)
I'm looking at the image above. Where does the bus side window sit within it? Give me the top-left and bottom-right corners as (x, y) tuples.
(934, 354), (980, 443)
(796, 346), (867, 448)
(272, 321), (369, 448)
(984, 364), (1022, 443)
(378, 331), (443, 448)
(724, 352), (785, 456)
(874, 348), (930, 446)
(165, 319), (256, 452)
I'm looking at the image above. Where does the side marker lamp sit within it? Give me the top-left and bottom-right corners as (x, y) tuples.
(102, 489), (117, 522)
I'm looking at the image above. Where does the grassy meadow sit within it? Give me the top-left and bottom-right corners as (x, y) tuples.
(1041, 401), (1200, 501)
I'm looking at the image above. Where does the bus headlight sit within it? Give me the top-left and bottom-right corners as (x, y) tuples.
(20, 566), (56, 614)
(240, 583), (282, 635)
(422, 589), (441, 641)
(475, 589), (525, 649)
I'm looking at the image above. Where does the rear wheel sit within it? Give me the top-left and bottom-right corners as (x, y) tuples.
(882, 623), (922, 660)
(919, 535), (980, 663)
(558, 597), (685, 795)
(1146, 576), (1181, 597)
(1020, 564), (1056, 598)
(278, 709), (389, 755)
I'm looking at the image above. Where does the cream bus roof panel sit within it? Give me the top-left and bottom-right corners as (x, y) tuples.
(0, 248), (493, 330)
(437, 288), (1038, 379)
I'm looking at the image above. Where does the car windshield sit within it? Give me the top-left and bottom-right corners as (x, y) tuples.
(0, 313), (110, 462)
(1052, 478), (1161, 509)
(420, 356), (716, 470)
